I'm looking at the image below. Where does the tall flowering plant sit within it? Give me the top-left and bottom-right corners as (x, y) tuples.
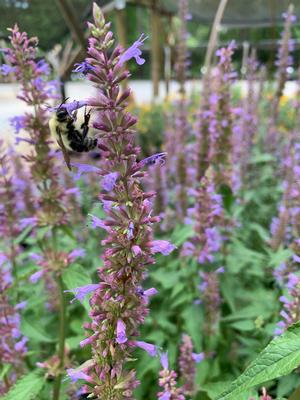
(67, 4), (175, 398)
(0, 140), (27, 395)
(208, 41), (236, 188)
(2, 25), (85, 399)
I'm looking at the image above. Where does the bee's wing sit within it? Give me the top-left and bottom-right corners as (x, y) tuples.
(56, 127), (72, 171)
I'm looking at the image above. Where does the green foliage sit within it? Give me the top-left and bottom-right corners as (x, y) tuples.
(3, 371), (45, 400)
(217, 322), (300, 400)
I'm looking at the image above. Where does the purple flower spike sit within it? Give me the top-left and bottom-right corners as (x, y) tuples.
(64, 283), (100, 303)
(133, 340), (157, 357)
(160, 352), (169, 370)
(71, 162), (101, 180)
(118, 34), (147, 66)
(116, 319), (127, 344)
(150, 240), (176, 256)
(192, 352), (205, 363)
(102, 172), (119, 191)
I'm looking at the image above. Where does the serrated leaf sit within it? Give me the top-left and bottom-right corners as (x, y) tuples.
(216, 322), (300, 400)
(3, 371), (45, 400)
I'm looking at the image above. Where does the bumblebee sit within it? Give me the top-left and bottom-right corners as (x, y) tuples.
(49, 101), (98, 169)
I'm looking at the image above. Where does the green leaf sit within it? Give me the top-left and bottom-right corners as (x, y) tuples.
(62, 264), (91, 311)
(216, 322), (300, 400)
(3, 371), (45, 400)
(21, 317), (55, 343)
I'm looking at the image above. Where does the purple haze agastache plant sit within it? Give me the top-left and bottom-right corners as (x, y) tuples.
(3, 25), (84, 398)
(69, 4), (175, 398)
(198, 267), (224, 335)
(208, 41), (237, 188)
(182, 173), (224, 264)
(157, 352), (185, 400)
(178, 334), (204, 395)
(265, 6), (296, 150)
(275, 270), (300, 335)
(0, 255), (27, 395)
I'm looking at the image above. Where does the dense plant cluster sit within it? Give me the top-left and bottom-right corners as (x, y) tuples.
(1, 2), (300, 400)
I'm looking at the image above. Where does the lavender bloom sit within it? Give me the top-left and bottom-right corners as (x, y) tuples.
(158, 352), (185, 400)
(52, 100), (87, 118)
(150, 240), (176, 256)
(0, 64), (16, 75)
(65, 284), (100, 303)
(9, 115), (27, 133)
(71, 162), (101, 180)
(139, 152), (167, 168)
(132, 340), (157, 357)
(67, 368), (94, 384)
(73, 61), (96, 75)
(102, 172), (119, 191)
(116, 319), (127, 344)
(29, 269), (45, 284)
(118, 33), (147, 66)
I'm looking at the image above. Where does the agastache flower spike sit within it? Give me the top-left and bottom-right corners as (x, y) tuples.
(157, 352), (185, 400)
(179, 334), (204, 395)
(74, 4), (175, 398)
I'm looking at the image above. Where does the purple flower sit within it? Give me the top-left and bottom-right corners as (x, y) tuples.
(64, 284), (100, 303)
(69, 248), (86, 260)
(127, 221), (134, 240)
(139, 152), (167, 168)
(52, 100), (87, 118)
(0, 64), (16, 75)
(102, 172), (118, 191)
(116, 319), (127, 344)
(36, 59), (50, 75)
(73, 61), (96, 75)
(192, 352), (205, 363)
(150, 240), (176, 256)
(29, 270), (45, 284)
(143, 288), (158, 297)
(160, 352), (169, 370)
(67, 368), (93, 383)
(0, 253), (7, 266)
(88, 214), (108, 231)
(118, 34), (147, 66)
(19, 216), (37, 229)
(14, 336), (28, 352)
(15, 301), (27, 310)
(9, 115), (27, 133)
(71, 162), (101, 180)
(133, 340), (157, 357)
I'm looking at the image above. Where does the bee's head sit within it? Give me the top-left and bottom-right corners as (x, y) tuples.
(56, 106), (69, 122)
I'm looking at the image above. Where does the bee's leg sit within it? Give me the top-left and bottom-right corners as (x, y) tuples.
(80, 109), (91, 140)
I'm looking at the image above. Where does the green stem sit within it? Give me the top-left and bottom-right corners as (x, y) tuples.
(52, 275), (66, 400)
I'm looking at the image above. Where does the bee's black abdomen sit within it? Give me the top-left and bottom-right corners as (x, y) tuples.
(69, 137), (98, 152)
